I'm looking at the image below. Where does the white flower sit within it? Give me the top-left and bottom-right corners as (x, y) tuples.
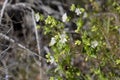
(75, 8), (82, 15)
(49, 37), (56, 46)
(59, 33), (67, 43)
(91, 40), (98, 48)
(49, 56), (55, 64)
(62, 13), (67, 22)
(35, 13), (40, 22)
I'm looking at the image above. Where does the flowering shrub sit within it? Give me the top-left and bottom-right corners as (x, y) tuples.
(36, 1), (120, 80)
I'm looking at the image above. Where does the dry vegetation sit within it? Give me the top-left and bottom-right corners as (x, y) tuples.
(0, 0), (120, 80)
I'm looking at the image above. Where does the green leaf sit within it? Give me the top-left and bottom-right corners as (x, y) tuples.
(91, 25), (98, 32)
(70, 4), (76, 11)
(75, 40), (81, 45)
(36, 25), (40, 29)
(50, 77), (54, 80)
(116, 59), (120, 64)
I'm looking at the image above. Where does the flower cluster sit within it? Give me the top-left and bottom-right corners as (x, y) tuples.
(75, 8), (82, 15)
(59, 33), (67, 44)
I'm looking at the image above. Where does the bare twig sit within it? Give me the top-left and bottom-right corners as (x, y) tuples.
(0, 33), (46, 61)
(2, 61), (9, 80)
(0, 0), (8, 24)
(31, 9), (43, 80)
(31, 10), (41, 60)
(44, 46), (50, 54)
(0, 45), (11, 60)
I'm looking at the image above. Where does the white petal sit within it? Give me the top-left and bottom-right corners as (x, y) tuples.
(91, 40), (98, 48)
(49, 37), (56, 46)
(35, 13), (40, 22)
(75, 8), (82, 15)
(62, 13), (67, 22)
(50, 56), (54, 64)
(60, 34), (67, 43)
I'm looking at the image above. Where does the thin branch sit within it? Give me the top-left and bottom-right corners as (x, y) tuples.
(31, 9), (44, 80)
(0, 45), (11, 60)
(44, 46), (51, 54)
(2, 61), (9, 80)
(0, 0), (8, 24)
(0, 33), (46, 61)
(31, 10), (41, 60)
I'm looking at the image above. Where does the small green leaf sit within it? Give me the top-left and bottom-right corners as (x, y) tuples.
(36, 25), (40, 29)
(75, 40), (81, 45)
(39, 14), (44, 21)
(76, 72), (80, 76)
(50, 77), (54, 80)
(91, 25), (98, 32)
(116, 59), (120, 64)
(80, 8), (85, 13)
(70, 4), (76, 11)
